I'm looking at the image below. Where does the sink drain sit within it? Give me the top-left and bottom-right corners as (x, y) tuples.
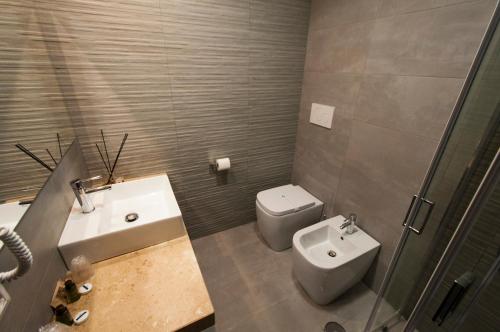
(125, 212), (139, 223)
(327, 250), (337, 257)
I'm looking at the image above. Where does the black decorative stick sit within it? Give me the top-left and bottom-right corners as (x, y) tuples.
(96, 144), (111, 175)
(15, 144), (53, 172)
(107, 133), (128, 184)
(101, 130), (112, 171)
(57, 133), (63, 159)
(46, 149), (58, 166)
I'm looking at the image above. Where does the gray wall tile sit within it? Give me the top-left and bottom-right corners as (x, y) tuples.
(354, 75), (463, 140)
(293, 115), (352, 204)
(332, 122), (437, 233)
(0, 0), (311, 238)
(366, 1), (496, 77)
(0, 140), (88, 332)
(376, 0), (481, 17)
(305, 21), (373, 73)
(0, 0), (76, 202)
(300, 72), (362, 119)
(309, 0), (381, 31)
(293, 0), (494, 291)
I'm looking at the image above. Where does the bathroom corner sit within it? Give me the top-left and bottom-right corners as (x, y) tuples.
(0, 0), (499, 331)
(292, 0), (497, 292)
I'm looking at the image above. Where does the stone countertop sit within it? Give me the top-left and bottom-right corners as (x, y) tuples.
(64, 235), (214, 331)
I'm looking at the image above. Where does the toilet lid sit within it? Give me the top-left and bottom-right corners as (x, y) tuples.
(256, 184), (317, 216)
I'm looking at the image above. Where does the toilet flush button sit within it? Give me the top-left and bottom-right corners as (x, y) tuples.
(310, 103), (335, 129)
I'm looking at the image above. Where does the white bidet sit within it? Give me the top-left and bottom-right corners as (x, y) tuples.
(292, 215), (380, 305)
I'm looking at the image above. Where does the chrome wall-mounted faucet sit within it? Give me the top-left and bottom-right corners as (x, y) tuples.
(340, 213), (357, 234)
(70, 175), (111, 213)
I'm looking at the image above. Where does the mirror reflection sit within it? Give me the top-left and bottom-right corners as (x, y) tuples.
(0, 124), (74, 233)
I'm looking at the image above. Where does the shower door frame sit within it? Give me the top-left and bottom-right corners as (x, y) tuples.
(363, 2), (500, 331)
(406, 148), (500, 330)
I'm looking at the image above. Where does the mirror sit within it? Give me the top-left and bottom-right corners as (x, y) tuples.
(0, 121), (75, 233)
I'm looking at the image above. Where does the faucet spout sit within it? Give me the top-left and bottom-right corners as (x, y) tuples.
(70, 175), (110, 213)
(86, 185), (111, 194)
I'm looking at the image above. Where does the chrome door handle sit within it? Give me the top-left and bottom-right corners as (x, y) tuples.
(403, 195), (418, 227)
(403, 195), (435, 235)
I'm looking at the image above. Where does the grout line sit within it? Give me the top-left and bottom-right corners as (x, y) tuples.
(303, 70), (466, 80)
(349, 117), (443, 143)
(308, 0), (484, 33)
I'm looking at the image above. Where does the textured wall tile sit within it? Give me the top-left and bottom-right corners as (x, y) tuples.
(0, 0), (310, 237)
(0, 0), (76, 201)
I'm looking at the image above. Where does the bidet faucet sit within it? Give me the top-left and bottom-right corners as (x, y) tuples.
(340, 213), (357, 234)
(70, 175), (111, 213)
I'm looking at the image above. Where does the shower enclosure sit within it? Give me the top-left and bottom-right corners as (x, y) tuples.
(364, 3), (500, 331)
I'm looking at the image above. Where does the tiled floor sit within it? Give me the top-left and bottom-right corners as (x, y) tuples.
(192, 222), (379, 332)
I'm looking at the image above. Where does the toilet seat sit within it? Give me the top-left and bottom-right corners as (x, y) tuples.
(256, 184), (323, 251)
(256, 185), (316, 216)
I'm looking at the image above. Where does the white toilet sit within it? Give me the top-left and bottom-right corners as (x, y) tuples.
(292, 215), (380, 305)
(256, 184), (323, 251)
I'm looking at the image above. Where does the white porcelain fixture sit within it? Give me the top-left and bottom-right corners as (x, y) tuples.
(0, 202), (29, 231)
(256, 184), (323, 251)
(293, 215), (380, 304)
(58, 174), (185, 267)
(0, 202), (30, 249)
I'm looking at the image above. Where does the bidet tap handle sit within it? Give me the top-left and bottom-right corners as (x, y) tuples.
(340, 213), (357, 234)
(346, 213), (357, 222)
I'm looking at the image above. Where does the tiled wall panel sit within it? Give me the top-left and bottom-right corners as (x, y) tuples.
(0, 0), (76, 201)
(0, 140), (88, 332)
(292, 0), (496, 291)
(0, 0), (311, 238)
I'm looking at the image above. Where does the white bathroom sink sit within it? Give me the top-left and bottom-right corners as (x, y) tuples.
(0, 201), (30, 231)
(0, 202), (30, 249)
(58, 174), (186, 267)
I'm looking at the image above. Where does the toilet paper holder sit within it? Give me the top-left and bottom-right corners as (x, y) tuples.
(210, 158), (231, 172)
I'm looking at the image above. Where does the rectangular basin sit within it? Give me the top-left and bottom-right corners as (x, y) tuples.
(0, 201), (30, 231)
(58, 174), (186, 267)
(0, 202), (30, 249)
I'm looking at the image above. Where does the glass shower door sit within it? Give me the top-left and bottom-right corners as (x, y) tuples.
(409, 159), (500, 331)
(364, 3), (500, 331)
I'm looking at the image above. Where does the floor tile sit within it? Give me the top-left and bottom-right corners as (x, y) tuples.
(192, 222), (379, 331)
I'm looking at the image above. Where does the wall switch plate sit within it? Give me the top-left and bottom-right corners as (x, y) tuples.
(0, 284), (11, 320)
(310, 103), (334, 129)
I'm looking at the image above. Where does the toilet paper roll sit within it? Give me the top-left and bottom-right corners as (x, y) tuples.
(215, 158), (231, 171)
